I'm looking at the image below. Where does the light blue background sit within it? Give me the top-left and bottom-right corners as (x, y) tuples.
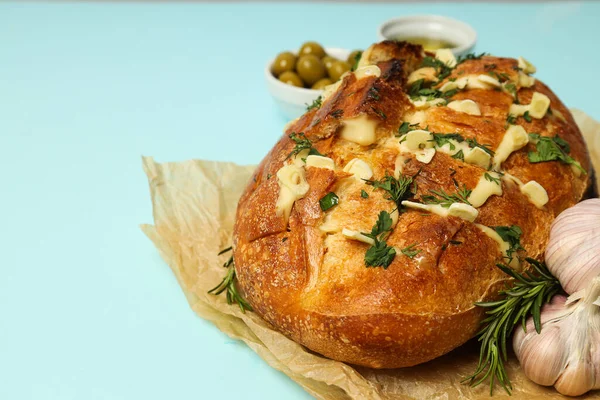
(1, 1), (598, 399)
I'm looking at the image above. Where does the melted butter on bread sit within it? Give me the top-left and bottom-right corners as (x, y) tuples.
(340, 115), (378, 146)
(402, 200), (479, 222)
(493, 125), (529, 169)
(475, 224), (520, 269)
(275, 165), (310, 221)
(468, 172), (503, 208)
(509, 92), (551, 119)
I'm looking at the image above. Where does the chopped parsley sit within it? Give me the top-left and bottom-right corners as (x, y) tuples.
(306, 96), (322, 111)
(431, 133), (465, 150)
(364, 211), (396, 268)
(397, 121), (420, 135)
(523, 111), (532, 122)
(367, 86), (380, 101)
(360, 190), (369, 199)
(364, 173), (414, 209)
(408, 79), (456, 101)
(401, 243), (421, 259)
(456, 52), (488, 64)
(528, 133), (585, 173)
(351, 51), (362, 72)
(420, 56), (453, 82)
(452, 149), (465, 161)
(371, 106), (387, 120)
(493, 225), (524, 263)
(287, 132), (323, 159)
(506, 114), (517, 125)
(504, 82), (517, 96)
(319, 192), (339, 211)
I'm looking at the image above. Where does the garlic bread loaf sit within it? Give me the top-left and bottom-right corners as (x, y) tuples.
(233, 41), (592, 368)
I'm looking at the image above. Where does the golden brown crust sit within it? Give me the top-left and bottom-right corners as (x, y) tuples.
(233, 42), (592, 368)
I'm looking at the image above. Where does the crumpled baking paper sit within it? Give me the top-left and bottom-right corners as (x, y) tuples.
(141, 110), (600, 400)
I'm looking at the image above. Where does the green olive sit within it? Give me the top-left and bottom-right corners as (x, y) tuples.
(271, 51), (297, 77)
(322, 56), (338, 71)
(312, 78), (333, 90)
(296, 55), (326, 86)
(298, 41), (326, 58)
(327, 60), (351, 82)
(278, 71), (304, 88)
(347, 50), (362, 66)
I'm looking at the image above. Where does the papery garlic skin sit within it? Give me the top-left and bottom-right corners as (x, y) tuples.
(513, 276), (600, 397)
(545, 199), (600, 294)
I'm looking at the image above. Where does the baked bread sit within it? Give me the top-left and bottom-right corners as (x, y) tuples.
(233, 41), (592, 368)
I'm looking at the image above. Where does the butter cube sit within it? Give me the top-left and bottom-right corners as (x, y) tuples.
(518, 56), (537, 74)
(518, 71), (536, 88)
(528, 92), (551, 119)
(464, 146), (491, 169)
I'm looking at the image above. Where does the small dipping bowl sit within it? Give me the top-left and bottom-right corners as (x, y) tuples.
(378, 15), (477, 55)
(265, 47), (351, 121)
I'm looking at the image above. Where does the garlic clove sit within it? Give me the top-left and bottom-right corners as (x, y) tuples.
(514, 325), (568, 386)
(554, 360), (595, 397)
(546, 199), (600, 294)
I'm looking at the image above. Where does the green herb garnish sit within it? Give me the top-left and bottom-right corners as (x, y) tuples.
(431, 133), (465, 150)
(422, 185), (472, 208)
(397, 121), (420, 135)
(364, 173), (414, 209)
(364, 211), (396, 268)
(466, 138), (495, 156)
(371, 106), (387, 120)
(463, 258), (561, 395)
(456, 52), (488, 64)
(288, 132), (323, 159)
(523, 111), (532, 122)
(319, 192), (339, 211)
(506, 114), (517, 125)
(208, 247), (253, 313)
(528, 133), (585, 173)
(401, 243), (421, 259)
(306, 96), (322, 111)
(493, 225), (524, 262)
(452, 149), (465, 161)
(351, 51), (362, 71)
(484, 173), (501, 185)
(361, 190), (369, 199)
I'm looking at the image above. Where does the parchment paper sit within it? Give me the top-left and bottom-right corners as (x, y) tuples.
(141, 109), (600, 400)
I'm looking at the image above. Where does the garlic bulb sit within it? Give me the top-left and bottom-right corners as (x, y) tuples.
(546, 198), (600, 295)
(513, 199), (600, 396)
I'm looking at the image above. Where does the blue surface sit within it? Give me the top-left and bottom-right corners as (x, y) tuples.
(1, 1), (599, 399)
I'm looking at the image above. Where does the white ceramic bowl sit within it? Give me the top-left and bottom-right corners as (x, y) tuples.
(378, 15), (477, 56)
(265, 47), (351, 121)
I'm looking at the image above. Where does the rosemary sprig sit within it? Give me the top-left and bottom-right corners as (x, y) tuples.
(208, 247), (253, 313)
(462, 258), (561, 395)
(421, 184), (472, 208)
